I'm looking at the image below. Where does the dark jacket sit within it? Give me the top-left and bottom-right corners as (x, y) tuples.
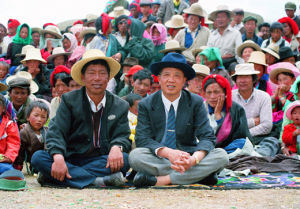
(242, 33), (263, 47)
(135, 89), (216, 154)
(214, 102), (252, 148)
(6, 43), (25, 66)
(46, 88), (131, 158)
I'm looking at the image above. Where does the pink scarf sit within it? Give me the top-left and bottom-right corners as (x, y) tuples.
(150, 23), (167, 46)
(216, 113), (232, 144)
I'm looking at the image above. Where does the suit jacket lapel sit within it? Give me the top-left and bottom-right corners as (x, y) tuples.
(176, 91), (192, 135)
(151, 91), (166, 141)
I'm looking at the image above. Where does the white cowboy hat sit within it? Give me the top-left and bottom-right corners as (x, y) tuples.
(41, 25), (63, 39)
(47, 47), (71, 63)
(6, 71), (39, 94)
(209, 5), (234, 21)
(237, 40), (261, 58)
(109, 6), (130, 18)
(192, 64), (210, 77)
(231, 63), (260, 78)
(159, 40), (186, 54)
(247, 51), (267, 66)
(71, 49), (121, 86)
(183, 3), (205, 17)
(15, 45), (35, 57)
(165, 15), (188, 29)
(21, 48), (46, 64)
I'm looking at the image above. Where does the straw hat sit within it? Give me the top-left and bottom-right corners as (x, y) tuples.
(165, 15), (188, 29)
(269, 62), (300, 84)
(192, 46), (209, 58)
(159, 40), (186, 54)
(83, 14), (98, 26)
(183, 3), (205, 17)
(6, 71), (39, 94)
(71, 49), (121, 86)
(15, 45), (35, 57)
(261, 43), (280, 59)
(41, 25), (63, 39)
(231, 63), (260, 78)
(209, 5), (234, 21)
(31, 27), (42, 34)
(21, 48), (46, 64)
(79, 27), (96, 39)
(247, 51), (267, 66)
(109, 6), (130, 18)
(237, 40), (261, 58)
(192, 64), (210, 77)
(47, 47), (71, 63)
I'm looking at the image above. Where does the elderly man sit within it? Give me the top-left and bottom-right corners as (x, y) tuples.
(285, 2), (300, 29)
(242, 16), (263, 46)
(175, 3), (210, 63)
(232, 63), (279, 156)
(157, 0), (189, 24)
(31, 49), (131, 189)
(129, 53), (228, 187)
(207, 5), (243, 68)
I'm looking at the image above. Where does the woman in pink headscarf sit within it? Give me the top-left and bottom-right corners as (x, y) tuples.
(149, 23), (167, 64)
(62, 33), (85, 68)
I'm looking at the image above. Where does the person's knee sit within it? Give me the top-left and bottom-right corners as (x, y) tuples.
(214, 148), (229, 166)
(128, 148), (148, 168)
(31, 150), (48, 168)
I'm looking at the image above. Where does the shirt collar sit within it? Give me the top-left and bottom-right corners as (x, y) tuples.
(237, 88), (255, 101)
(161, 91), (181, 113)
(86, 91), (106, 112)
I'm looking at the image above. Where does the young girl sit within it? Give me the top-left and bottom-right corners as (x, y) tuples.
(14, 101), (49, 171)
(0, 94), (20, 174)
(282, 101), (300, 158)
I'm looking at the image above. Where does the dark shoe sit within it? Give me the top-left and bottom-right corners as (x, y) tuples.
(103, 172), (125, 187)
(198, 173), (218, 185)
(37, 172), (46, 186)
(133, 172), (157, 187)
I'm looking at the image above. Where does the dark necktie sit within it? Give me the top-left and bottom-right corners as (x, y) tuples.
(163, 104), (176, 149)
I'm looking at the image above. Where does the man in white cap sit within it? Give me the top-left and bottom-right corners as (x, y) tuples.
(31, 49), (131, 189)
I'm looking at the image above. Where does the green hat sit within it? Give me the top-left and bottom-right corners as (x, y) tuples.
(243, 16), (257, 24)
(285, 2), (296, 10)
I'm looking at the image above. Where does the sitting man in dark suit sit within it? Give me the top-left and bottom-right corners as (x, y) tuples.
(129, 53), (229, 187)
(31, 49), (131, 189)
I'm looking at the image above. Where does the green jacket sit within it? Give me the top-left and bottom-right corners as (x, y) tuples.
(121, 19), (154, 68)
(46, 88), (131, 158)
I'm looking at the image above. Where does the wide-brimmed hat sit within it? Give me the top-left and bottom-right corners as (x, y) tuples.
(165, 15), (187, 29)
(286, 100), (300, 120)
(79, 27), (96, 39)
(159, 40), (186, 54)
(150, 53), (195, 80)
(183, 3), (205, 17)
(7, 71), (39, 94)
(237, 40), (261, 58)
(109, 6), (130, 18)
(31, 27), (42, 34)
(261, 43), (280, 59)
(41, 25), (63, 39)
(71, 49), (120, 85)
(247, 51), (267, 66)
(232, 63), (260, 78)
(209, 5), (234, 21)
(15, 45), (35, 57)
(83, 14), (98, 26)
(140, 0), (152, 6)
(47, 47), (71, 63)
(279, 46), (297, 61)
(269, 62), (300, 84)
(21, 48), (46, 64)
(192, 64), (210, 77)
(192, 46), (209, 58)
(122, 57), (139, 67)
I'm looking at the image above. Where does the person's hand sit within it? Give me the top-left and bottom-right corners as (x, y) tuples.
(106, 145), (123, 173)
(282, 147), (293, 156)
(278, 85), (289, 97)
(257, 31), (263, 38)
(214, 94), (225, 121)
(171, 155), (195, 174)
(166, 149), (190, 165)
(141, 16), (147, 23)
(230, 19), (236, 27)
(254, 117), (260, 126)
(51, 154), (71, 182)
(19, 123), (26, 130)
(0, 155), (12, 163)
(46, 39), (53, 54)
(112, 53), (122, 63)
(293, 129), (300, 137)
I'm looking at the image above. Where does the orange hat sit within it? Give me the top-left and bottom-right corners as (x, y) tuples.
(126, 65), (144, 77)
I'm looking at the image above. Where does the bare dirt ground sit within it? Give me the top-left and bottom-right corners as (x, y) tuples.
(1, 175), (300, 209)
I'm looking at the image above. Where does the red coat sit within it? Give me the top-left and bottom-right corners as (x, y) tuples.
(0, 115), (20, 162)
(282, 123), (298, 153)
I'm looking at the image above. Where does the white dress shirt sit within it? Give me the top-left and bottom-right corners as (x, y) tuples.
(86, 92), (106, 112)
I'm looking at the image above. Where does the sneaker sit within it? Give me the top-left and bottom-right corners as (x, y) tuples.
(103, 172), (125, 187)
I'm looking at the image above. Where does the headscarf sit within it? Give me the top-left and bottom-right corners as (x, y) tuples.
(150, 23), (167, 46)
(278, 17), (299, 36)
(7, 19), (20, 29)
(12, 23), (32, 45)
(63, 33), (77, 53)
(202, 74), (232, 112)
(96, 13), (111, 36)
(200, 47), (224, 68)
(50, 65), (71, 86)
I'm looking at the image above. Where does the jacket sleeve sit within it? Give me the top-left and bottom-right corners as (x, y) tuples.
(282, 124), (296, 146)
(46, 95), (71, 157)
(4, 121), (20, 163)
(157, 0), (166, 22)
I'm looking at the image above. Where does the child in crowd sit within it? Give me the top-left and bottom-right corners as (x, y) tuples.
(124, 93), (142, 149)
(0, 94), (20, 174)
(282, 101), (300, 158)
(0, 60), (10, 95)
(14, 101), (49, 172)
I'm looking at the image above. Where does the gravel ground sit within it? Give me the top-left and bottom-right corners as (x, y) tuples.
(1, 175), (300, 209)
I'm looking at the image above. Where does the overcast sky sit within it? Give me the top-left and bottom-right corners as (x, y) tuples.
(0, 0), (297, 28)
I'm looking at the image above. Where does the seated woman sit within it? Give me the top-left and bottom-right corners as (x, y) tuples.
(278, 17), (299, 52)
(269, 62), (300, 123)
(202, 74), (251, 153)
(236, 40), (261, 63)
(149, 23), (167, 64)
(0, 93), (20, 174)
